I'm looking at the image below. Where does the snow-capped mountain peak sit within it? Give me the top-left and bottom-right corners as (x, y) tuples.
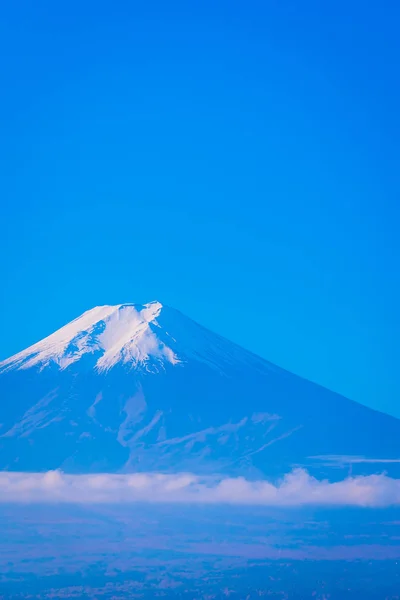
(0, 301), (180, 373)
(0, 300), (399, 478)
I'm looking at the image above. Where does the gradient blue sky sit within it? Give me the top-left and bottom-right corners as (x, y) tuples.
(1, 1), (399, 417)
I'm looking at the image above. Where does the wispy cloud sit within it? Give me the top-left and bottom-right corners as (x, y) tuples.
(310, 454), (400, 465)
(1, 469), (400, 507)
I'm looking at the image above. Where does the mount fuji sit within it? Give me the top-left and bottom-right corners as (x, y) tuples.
(0, 301), (399, 478)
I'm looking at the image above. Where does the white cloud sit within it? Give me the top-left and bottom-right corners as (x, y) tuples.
(1, 468), (400, 507)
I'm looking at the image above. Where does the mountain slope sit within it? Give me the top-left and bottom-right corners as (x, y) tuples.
(0, 301), (399, 478)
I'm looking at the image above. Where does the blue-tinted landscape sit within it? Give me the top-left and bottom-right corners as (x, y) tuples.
(0, 302), (399, 598)
(1, 1), (399, 598)
(1, 504), (400, 599)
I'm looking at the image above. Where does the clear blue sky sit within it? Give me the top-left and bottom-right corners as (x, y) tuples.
(1, 1), (399, 417)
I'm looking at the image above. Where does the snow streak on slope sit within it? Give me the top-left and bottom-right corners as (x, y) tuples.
(0, 302), (180, 373)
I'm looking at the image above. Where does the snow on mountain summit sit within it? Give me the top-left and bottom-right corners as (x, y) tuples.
(0, 301), (181, 373)
(0, 301), (273, 377)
